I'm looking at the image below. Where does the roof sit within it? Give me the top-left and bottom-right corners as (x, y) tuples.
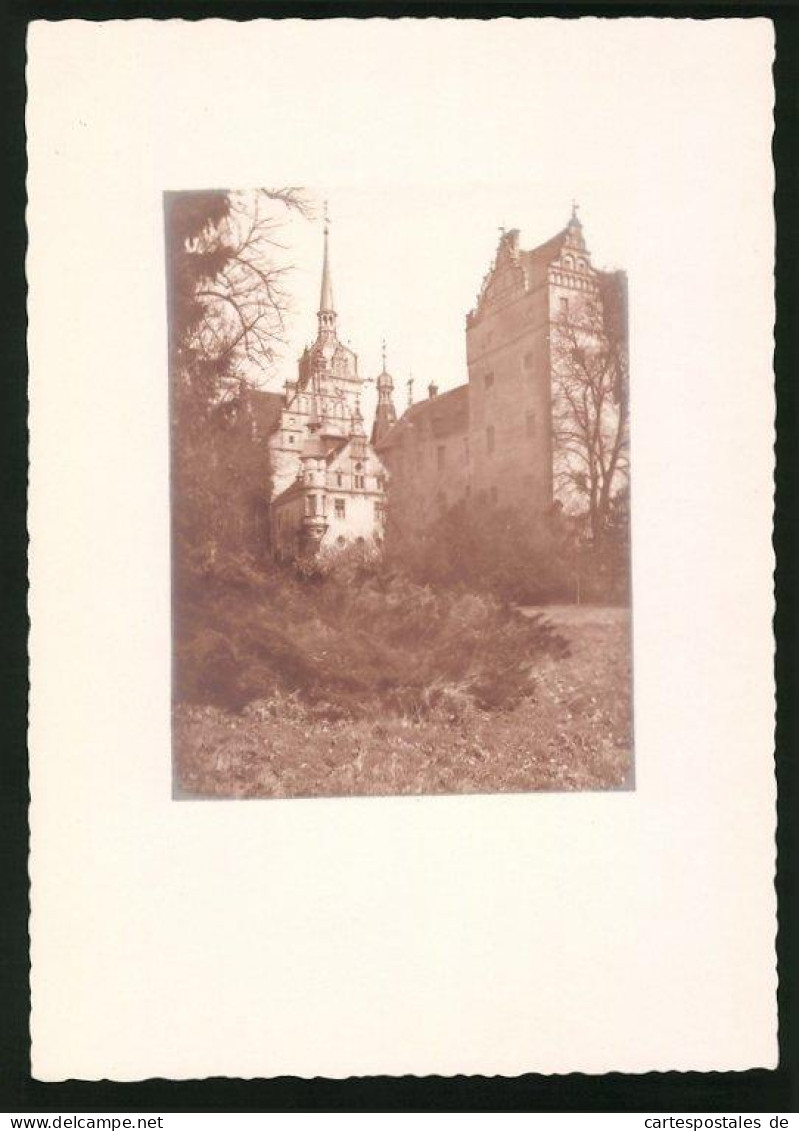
(376, 384), (469, 449)
(301, 434), (350, 462)
(522, 228), (568, 287)
(271, 477), (305, 507)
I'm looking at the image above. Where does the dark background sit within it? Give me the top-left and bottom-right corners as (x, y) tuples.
(1, 0), (796, 1113)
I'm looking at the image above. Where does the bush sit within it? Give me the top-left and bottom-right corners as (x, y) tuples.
(173, 551), (568, 716)
(384, 498), (631, 606)
(384, 500), (576, 604)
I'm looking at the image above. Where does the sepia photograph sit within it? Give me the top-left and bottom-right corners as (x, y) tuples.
(168, 187), (632, 799)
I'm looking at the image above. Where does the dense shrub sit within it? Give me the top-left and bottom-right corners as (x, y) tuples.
(384, 499), (630, 606)
(173, 551), (568, 716)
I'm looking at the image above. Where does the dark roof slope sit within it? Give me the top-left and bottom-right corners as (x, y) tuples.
(522, 228), (568, 291)
(376, 383), (469, 449)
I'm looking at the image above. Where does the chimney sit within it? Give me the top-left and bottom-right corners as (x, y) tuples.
(428, 382), (439, 399)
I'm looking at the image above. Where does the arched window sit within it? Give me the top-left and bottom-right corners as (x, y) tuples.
(563, 255), (573, 270)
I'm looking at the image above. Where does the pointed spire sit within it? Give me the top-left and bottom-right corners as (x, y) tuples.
(319, 201), (335, 313)
(570, 199), (581, 226)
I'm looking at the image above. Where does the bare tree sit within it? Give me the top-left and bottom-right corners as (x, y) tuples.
(550, 285), (629, 547)
(166, 187), (311, 557)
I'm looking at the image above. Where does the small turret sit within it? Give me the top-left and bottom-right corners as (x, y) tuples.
(371, 339), (398, 445)
(564, 201), (586, 252)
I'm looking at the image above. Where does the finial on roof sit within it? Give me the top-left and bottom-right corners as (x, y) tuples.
(382, 337), (387, 371)
(407, 375), (414, 408)
(571, 200), (581, 224)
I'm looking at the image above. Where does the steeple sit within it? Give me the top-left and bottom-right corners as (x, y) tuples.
(371, 339), (398, 446)
(318, 202), (336, 335)
(565, 201), (586, 251)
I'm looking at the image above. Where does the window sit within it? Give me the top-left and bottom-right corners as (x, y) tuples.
(336, 472), (343, 487)
(523, 351), (534, 370)
(526, 410), (536, 437)
(336, 535), (346, 547)
(288, 434), (295, 444)
(486, 425), (495, 454)
(437, 445), (446, 470)
(334, 498), (346, 519)
(484, 371), (494, 389)
(559, 297), (569, 318)
(354, 474), (365, 489)
(374, 501), (385, 523)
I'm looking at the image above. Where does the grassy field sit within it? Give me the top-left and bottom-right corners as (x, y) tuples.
(174, 604), (633, 799)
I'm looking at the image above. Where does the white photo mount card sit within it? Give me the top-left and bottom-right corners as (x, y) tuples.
(27, 17), (776, 1080)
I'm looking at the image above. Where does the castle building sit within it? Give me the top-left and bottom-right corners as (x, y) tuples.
(375, 208), (627, 527)
(255, 212), (389, 557)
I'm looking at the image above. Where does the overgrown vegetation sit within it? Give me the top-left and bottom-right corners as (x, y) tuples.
(383, 498), (630, 606)
(174, 604), (632, 798)
(174, 549), (568, 718)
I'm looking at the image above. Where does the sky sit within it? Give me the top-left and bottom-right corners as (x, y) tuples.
(264, 183), (631, 426)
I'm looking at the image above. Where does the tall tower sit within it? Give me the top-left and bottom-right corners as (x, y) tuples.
(371, 340), (398, 446)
